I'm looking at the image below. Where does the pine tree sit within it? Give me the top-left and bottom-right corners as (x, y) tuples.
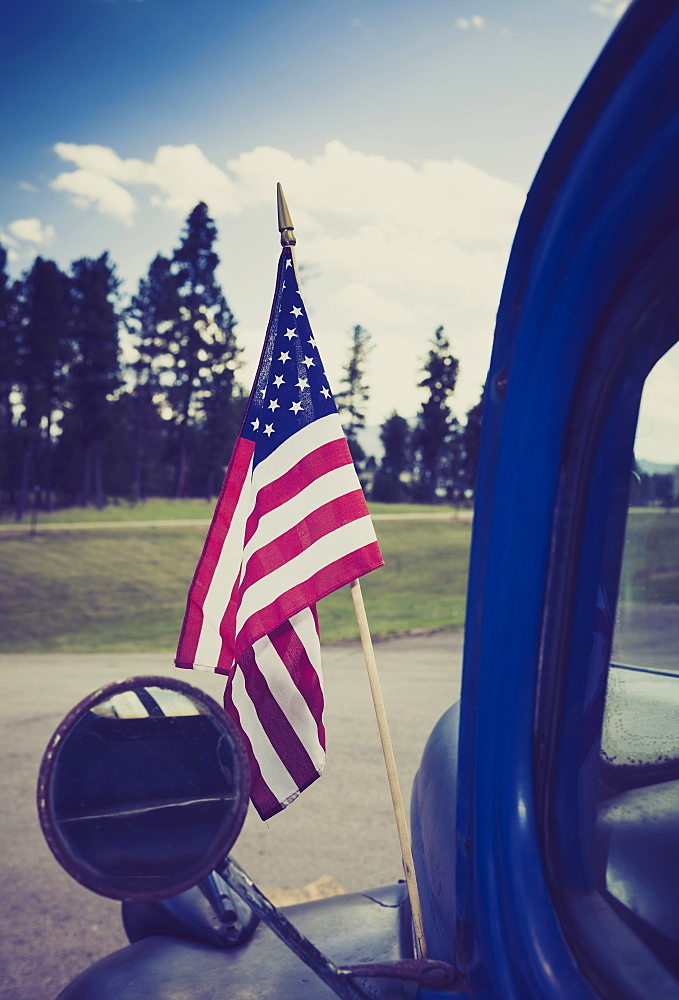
(460, 387), (485, 498)
(336, 324), (372, 473)
(412, 326), (460, 504)
(126, 253), (181, 499)
(57, 254), (121, 507)
(198, 382), (248, 499)
(13, 257), (72, 516)
(128, 253), (179, 392)
(372, 411), (411, 502)
(0, 247), (15, 433)
(0, 246), (19, 512)
(163, 203), (240, 497)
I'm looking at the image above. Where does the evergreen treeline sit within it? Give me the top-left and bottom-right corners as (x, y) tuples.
(0, 201), (487, 519)
(361, 326), (485, 505)
(1, 203), (246, 518)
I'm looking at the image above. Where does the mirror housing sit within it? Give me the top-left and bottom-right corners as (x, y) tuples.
(37, 676), (250, 901)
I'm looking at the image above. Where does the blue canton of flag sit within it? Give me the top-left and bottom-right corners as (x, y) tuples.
(242, 254), (337, 456)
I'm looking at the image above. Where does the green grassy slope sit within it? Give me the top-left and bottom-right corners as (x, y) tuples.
(0, 513), (471, 653)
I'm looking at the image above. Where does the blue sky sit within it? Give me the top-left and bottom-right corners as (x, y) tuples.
(3, 0), (645, 439)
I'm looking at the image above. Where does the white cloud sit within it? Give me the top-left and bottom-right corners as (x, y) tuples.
(635, 342), (679, 464)
(7, 217), (56, 244)
(332, 284), (419, 331)
(52, 141), (242, 219)
(589, 0), (630, 20)
(54, 142), (155, 184)
(50, 167), (138, 225)
(49, 139), (524, 423)
(221, 141), (523, 419)
(0, 229), (19, 248)
(0, 231), (20, 262)
(19, 181), (39, 193)
(149, 144), (241, 214)
(456, 15), (486, 30)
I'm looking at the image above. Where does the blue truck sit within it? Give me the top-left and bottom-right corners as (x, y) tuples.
(38, 2), (679, 996)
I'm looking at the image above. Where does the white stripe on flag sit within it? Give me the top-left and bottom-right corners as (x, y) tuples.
(236, 514), (378, 633)
(229, 661), (299, 805)
(290, 609), (324, 718)
(290, 607), (321, 650)
(249, 413), (346, 496)
(242, 462), (362, 568)
(193, 453), (253, 670)
(251, 616), (324, 770)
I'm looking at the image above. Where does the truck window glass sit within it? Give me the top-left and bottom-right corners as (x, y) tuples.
(596, 342), (679, 977)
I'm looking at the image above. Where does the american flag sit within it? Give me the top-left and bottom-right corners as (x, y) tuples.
(176, 247), (383, 819)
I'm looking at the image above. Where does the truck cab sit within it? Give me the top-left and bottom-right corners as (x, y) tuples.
(410, 3), (679, 995)
(40, 2), (679, 997)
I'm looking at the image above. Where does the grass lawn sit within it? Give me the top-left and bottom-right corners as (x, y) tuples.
(3, 504), (672, 655)
(0, 510), (471, 653)
(621, 508), (679, 604)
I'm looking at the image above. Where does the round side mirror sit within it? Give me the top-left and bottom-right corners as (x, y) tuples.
(37, 676), (250, 901)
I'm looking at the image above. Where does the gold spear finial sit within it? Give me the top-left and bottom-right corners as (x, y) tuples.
(277, 182), (296, 247)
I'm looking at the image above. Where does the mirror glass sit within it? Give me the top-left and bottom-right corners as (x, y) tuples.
(38, 676), (250, 900)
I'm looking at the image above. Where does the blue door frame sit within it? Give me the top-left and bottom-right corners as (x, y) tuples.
(449, 3), (679, 996)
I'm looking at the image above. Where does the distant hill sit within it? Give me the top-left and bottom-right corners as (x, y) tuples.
(637, 458), (678, 475)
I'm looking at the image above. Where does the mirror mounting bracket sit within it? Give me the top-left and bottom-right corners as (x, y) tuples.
(220, 857), (468, 998)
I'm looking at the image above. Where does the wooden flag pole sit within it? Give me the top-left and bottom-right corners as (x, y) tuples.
(349, 578), (428, 960)
(277, 182), (428, 960)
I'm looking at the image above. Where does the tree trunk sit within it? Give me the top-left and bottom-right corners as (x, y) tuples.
(82, 444), (91, 506)
(94, 446), (104, 509)
(15, 441), (33, 521)
(175, 427), (188, 498)
(133, 395), (147, 502)
(44, 422), (54, 512)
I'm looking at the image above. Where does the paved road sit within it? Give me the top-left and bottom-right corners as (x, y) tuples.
(0, 632), (462, 1000)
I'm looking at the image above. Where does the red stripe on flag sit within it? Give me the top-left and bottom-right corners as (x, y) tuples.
(175, 437), (254, 669)
(243, 438), (353, 548)
(213, 577), (240, 675)
(237, 644), (322, 799)
(238, 647), (318, 791)
(269, 618), (326, 750)
(235, 540), (383, 658)
(239, 490), (370, 597)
